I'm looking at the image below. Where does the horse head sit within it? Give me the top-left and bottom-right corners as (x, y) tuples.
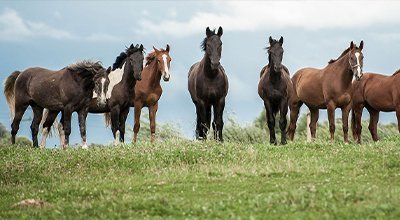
(93, 66), (111, 107)
(348, 40), (364, 81)
(151, 44), (172, 82)
(267, 36), (284, 73)
(202, 26), (223, 70)
(126, 44), (145, 81)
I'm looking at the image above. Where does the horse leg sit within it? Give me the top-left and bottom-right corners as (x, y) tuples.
(11, 102), (29, 144)
(352, 105), (364, 144)
(309, 108), (319, 141)
(396, 108), (400, 134)
(264, 100), (277, 145)
(206, 106), (212, 137)
(78, 110), (89, 149)
(367, 107), (379, 141)
(197, 102), (208, 140)
(58, 112), (65, 148)
(194, 103), (202, 139)
(149, 103), (159, 143)
(30, 104), (44, 148)
(62, 109), (73, 149)
(287, 100), (303, 141)
(118, 107), (129, 144)
(327, 101), (336, 142)
(40, 110), (59, 148)
(110, 106), (121, 146)
(133, 103), (142, 143)
(279, 100), (289, 145)
(213, 99), (225, 142)
(341, 103), (352, 144)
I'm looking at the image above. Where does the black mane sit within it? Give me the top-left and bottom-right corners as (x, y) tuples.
(112, 44), (145, 70)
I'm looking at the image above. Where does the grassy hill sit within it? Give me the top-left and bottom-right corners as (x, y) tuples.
(1, 138), (399, 219)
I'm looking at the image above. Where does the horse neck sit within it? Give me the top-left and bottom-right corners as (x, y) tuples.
(330, 53), (353, 85)
(201, 53), (218, 78)
(72, 70), (95, 92)
(146, 60), (162, 88)
(122, 61), (135, 88)
(268, 59), (282, 83)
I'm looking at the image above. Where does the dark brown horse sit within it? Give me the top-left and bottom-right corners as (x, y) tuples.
(41, 44), (144, 146)
(188, 26), (228, 141)
(130, 45), (172, 143)
(287, 41), (364, 143)
(258, 36), (293, 145)
(352, 70), (400, 143)
(3, 61), (107, 148)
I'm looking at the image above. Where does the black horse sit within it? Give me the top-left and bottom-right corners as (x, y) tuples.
(40, 44), (144, 147)
(4, 61), (108, 148)
(258, 36), (293, 145)
(188, 26), (229, 141)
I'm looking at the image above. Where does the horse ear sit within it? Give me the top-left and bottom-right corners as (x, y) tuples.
(139, 44), (144, 50)
(153, 46), (160, 53)
(269, 36), (273, 44)
(106, 66), (111, 74)
(359, 40), (364, 50)
(166, 44), (170, 52)
(130, 43), (134, 48)
(350, 41), (354, 49)
(206, 27), (213, 37)
(217, 26), (223, 37)
(279, 36), (284, 45)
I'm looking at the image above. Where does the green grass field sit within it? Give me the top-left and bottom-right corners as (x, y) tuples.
(1, 137), (399, 219)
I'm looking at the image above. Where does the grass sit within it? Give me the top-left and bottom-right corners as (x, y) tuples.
(1, 138), (400, 219)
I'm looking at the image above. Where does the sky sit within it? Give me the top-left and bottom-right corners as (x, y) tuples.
(1, 1), (400, 146)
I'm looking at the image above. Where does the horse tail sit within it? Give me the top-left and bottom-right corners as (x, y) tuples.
(351, 109), (356, 141)
(104, 112), (112, 127)
(3, 70), (21, 119)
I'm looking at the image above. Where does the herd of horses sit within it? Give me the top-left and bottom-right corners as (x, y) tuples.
(3, 26), (399, 148)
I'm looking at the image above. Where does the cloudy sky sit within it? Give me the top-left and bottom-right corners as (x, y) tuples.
(1, 1), (400, 146)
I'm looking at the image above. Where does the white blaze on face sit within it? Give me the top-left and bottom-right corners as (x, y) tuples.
(106, 63), (125, 99)
(99, 77), (107, 104)
(162, 54), (170, 80)
(355, 52), (362, 78)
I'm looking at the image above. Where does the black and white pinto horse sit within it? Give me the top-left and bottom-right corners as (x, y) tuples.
(39, 44), (144, 147)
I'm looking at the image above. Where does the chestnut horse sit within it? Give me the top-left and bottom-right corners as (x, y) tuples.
(287, 41), (364, 143)
(258, 36), (293, 145)
(352, 70), (400, 143)
(130, 45), (172, 143)
(3, 61), (108, 148)
(188, 26), (228, 141)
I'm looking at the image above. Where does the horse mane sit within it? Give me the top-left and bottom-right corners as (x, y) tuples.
(328, 47), (351, 64)
(392, 69), (400, 76)
(67, 60), (103, 75)
(112, 44), (145, 70)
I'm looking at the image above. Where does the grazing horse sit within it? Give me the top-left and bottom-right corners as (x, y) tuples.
(258, 36), (293, 145)
(41, 44), (144, 146)
(188, 26), (228, 141)
(130, 45), (172, 143)
(287, 41), (364, 143)
(352, 70), (400, 143)
(3, 61), (107, 148)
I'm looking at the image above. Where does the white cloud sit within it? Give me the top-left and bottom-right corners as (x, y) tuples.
(137, 1), (400, 37)
(0, 8), (75, 41)
(85, 33), (122, 42)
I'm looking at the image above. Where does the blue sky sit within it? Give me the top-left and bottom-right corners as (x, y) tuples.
(1, 1), (400, 146)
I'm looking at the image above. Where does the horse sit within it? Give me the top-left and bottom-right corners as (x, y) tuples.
(258, 36), (293, 145)
(351, 70), (400, 143)
(287, 41), (364, 143)
(40, 44), (144, 146)
(3, 61), (108, 148)
(188, 26), (229, 141)
(129, 45), (172, 143)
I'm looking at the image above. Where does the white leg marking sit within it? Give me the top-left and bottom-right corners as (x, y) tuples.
(58, 123), (65, 148)
(40, 127), (49, 149)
